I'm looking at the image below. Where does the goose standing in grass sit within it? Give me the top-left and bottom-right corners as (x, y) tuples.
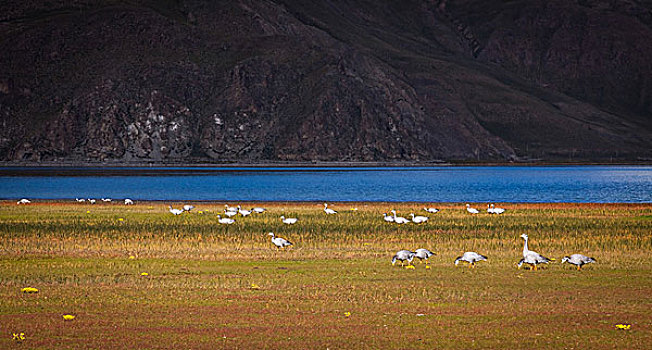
(17, 198), (31, 204)
(489, 204), (505, 214)
(424, 207), (440, 214)
(217, 215), (235, 225)
(280, 216), (298, 225)
(561, 254), (596, 270)
(520, 234), (553, 271)
(237, 206), (252, 217)
(168, 206), (184, 215)
(323, 203), (337, 215)
(183, 204), (195, 212)
(224, 208), (238, 217)
(88, 199), (96, 204)
(101, 198), (112, 203)
(252, 207), (266, 214)
(268, 232), (292, 249)
(487, 204), (495, 214)
(391, 210), (410, 224)
(466, 204), (479, 214)
(454, 252), (488, 268)
(410, 213), (429, 224)
(414, 248), (435, 264)
(76, 198), (86, 203)
(383, 213), (395, 223)
(391, 250), (415, 266)
(124, 198), (134, 205)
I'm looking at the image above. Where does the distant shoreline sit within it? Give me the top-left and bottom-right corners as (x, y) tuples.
(1, 160), (651, 168)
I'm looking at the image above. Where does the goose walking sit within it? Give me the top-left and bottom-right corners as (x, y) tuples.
(454, 252), (488, 268)
(561, 254), (596, 270)
(414, 248), (435, 264)
(280, 216), (298, 225)
(391, 210), (410, 224)
(465, 204), (479, 214)
(217, 215), (235, 224)
(183, 204), (195, 212)
(169, 206), (184, 215)
(410, 213), (429, 224)
(323, 203), (337, 215)
(424, 207), (440, 214)
(520, 234), (553, 271)
(268, 232), (292, 249)
(391, 250), (415, 266)
(383, 213), (395, 223)
(252, 207), (266, 214)
(124, 199), (134, 205)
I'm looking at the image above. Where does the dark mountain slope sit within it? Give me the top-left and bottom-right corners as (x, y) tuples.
(0, 0), (650, 163)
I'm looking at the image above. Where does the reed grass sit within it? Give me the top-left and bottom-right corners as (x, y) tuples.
(0, 201), (650, 349)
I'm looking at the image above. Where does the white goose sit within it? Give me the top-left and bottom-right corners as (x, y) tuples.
(237, 206), (252, 217)
(217, 215), (235, 225)
(391, 250), (415, 266)
(465, 204), (479, 214)
(520, 234), (553, 270)
(424, 207), (440, 214)
(489, 204), (505, 214)
(252, 207), (266, 214)
(75, 198), (86, 202)
(88, 199), (96, 204)
(391, 210), (410, 224)
(268, 232), (292, 249)
(101, 198), (112, 202)
(383, 213), (395, 223)
(561, 254), (596, 271)
(414, 248), (435, 264)
(124, 198), (134, 205)
(487, 204), (495, 214)
(454, 252), (488, 268)
(168, 206), (184, 215)
(224, 208), (238, 218)
(280, 216), (298, 225)
(323, 203), (337, 215)
(17, 198), (31, 205)
(183, 204), (195, 212)
(410, 213), (429, 224)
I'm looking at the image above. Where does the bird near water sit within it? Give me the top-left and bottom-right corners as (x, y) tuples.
(424, 207), (440, 214)
(410, 213), (429, 224)
(168, 206), (184, 215)
(280, 216), (298, 225)
(466, 204), (479, 214)
(217, 215), (235, 224)
(324, 203), (337, 215)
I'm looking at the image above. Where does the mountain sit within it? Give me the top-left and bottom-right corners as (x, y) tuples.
(1, 0), (650, 163)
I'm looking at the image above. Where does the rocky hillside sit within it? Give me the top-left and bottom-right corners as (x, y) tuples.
(1, 0), (650, 163)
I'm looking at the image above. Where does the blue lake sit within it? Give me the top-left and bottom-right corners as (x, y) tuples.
(0, 166), (651, 203)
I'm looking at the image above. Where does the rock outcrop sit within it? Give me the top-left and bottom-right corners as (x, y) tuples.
(0, 0), (650, 163)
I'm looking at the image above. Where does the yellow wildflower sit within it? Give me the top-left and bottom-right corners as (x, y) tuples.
(140, 272), (149, 276)
(615, 324), (631, 330)
(128, 255), (135, 260)
(86, 211), (90, 214)
(250, 283), (260, 290)
(21, 287), (38, 293)
(118, 218), (124, 222)
(425, 265), (431, 269)
(405, 265), (416, 270)
(63, 314), (76, 321)
(344, 312), (351, 317)
(12, 332), (25, 341)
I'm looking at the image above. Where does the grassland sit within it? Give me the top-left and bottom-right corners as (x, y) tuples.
(0, 201), (650, 349)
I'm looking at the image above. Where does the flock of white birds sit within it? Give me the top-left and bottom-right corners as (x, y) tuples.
(15, 199), (596, 271)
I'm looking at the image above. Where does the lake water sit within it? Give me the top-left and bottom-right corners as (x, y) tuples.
(0, 166), (651, 203)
